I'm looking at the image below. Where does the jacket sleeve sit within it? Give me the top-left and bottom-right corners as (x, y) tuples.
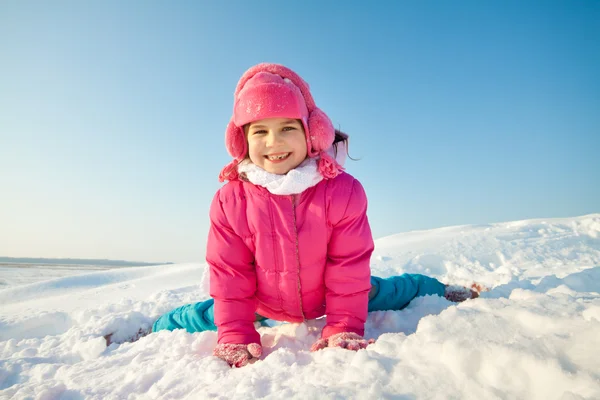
(206, 189), (260, 345)
(322, 178), (374, 339)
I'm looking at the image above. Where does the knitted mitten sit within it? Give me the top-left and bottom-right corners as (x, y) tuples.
(310, 332), (375, 352)
(213, 343), (262, 367)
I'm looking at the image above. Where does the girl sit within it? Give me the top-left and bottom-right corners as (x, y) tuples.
(150, 63), (478, 367)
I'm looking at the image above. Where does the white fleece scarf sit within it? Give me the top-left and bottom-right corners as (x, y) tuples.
(238, 158), (323, 195)
(237, 141), (348, 196)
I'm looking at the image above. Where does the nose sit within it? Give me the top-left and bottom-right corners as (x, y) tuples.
(265, 131), (284, 147)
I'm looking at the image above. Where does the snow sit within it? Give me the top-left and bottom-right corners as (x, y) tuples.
(1, 214), (599, 399)
(0, 265), (111, 289)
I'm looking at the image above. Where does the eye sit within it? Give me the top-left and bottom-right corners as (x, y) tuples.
(252, 129), (267, 135)
(282, 126), (297, 132)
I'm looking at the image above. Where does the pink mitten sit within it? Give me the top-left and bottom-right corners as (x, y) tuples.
(213, 343), (262, 367)
(310, 332), (375, 352)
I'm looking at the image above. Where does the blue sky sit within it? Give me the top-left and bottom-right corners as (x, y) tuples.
(1, 1), (598, 263)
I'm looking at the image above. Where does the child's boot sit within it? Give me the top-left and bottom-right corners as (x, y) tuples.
(104, 325), (152, 346)
(444, 285), (480, 302)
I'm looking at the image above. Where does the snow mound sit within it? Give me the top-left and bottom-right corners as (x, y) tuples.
(1, 214), (599, 399)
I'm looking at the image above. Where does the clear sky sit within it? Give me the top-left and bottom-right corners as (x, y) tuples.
(1, 1), (598, 263)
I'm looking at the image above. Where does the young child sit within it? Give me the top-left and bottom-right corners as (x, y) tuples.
(149, 63), (478, 367)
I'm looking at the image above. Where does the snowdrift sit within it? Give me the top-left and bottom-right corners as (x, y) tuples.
(1, 214), (599, 399)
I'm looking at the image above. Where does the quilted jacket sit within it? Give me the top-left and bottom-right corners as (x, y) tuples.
(207, 172), (374, 345)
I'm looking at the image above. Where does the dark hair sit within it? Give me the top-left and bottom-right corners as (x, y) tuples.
(333, 129), (356, 160)
(333, 129), (348, 144)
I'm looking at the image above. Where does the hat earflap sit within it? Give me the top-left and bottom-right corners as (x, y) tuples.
(308, 108), (344, 179)
(307, 107), (335, 157)
(220, 119), (246, 182)
(224, 119), (247, 159)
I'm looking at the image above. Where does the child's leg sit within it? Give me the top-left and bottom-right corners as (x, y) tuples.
(153, 298), (217, 333)
(368, 274), (446, 312)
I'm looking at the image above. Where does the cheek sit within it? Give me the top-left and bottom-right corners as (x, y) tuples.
(247, 138), (259, 152)
(299, 145), (308, 158)
(246, 139), (257, 160)
(247, 138), (268, 163)
(296, 136), (308, 156)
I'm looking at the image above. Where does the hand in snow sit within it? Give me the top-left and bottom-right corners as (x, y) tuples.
(310, 332), (375, 352)
(213, 343), (262, 367)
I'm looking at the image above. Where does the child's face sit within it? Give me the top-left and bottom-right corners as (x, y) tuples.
(246, 117), (308, 175)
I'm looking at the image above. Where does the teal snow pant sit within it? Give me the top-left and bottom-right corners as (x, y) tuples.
(152, 274), (446, 333)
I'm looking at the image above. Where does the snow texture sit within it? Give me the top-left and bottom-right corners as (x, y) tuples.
(1, 214), (599, 399)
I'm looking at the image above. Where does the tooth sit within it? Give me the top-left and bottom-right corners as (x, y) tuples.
(268, 153), (288, 160)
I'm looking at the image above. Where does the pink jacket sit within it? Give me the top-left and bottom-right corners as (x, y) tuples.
(207, 172), (374, 345)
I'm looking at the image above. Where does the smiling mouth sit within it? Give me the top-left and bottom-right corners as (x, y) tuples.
(265, 153), (291, 161)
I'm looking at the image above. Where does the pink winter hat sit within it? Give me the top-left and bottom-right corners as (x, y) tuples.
(219, 63), (343, 182)
(233, 72), (309, 128)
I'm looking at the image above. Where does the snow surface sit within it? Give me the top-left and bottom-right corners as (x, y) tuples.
(1, 214), (600, 399)
(0, 265), (111, 289)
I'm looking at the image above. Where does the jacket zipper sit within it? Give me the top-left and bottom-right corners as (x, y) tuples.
(291, 195), (306, 321)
